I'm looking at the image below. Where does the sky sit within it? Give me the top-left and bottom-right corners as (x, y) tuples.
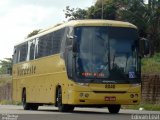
(0, 0), (94, 60)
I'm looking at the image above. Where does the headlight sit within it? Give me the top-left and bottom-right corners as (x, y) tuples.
(79, 93), (89, 98)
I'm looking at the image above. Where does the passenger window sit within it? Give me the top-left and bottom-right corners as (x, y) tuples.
(19, 43), (28, 62)
(36, 28), (65, 58)
(30, 41), (35, 60)
(13, 48), (17, 64)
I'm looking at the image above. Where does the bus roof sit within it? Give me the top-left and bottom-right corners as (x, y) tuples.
(66, 19), (137, 28)
(15, 20), (137, 46)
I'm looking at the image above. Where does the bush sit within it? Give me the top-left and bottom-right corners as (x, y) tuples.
(142, 53), (160, 74)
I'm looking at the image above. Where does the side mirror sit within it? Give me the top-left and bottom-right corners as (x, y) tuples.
(67, 34), (78, 53)
(140, 38), (149, 56)
(66, 34), (73, 46)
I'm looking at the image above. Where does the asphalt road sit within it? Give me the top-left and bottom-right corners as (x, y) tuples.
(0, 105), (160, 120)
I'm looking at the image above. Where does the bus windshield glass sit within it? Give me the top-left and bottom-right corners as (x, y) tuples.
(75, 26), (140, 84)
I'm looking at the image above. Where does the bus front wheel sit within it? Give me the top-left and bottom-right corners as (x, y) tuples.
(107, 105), (121, 114)
(30, 104), (39, 110)
(56, 88), (74, 112)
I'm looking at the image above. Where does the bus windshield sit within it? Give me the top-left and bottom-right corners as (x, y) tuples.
(75, 26), (140, 84)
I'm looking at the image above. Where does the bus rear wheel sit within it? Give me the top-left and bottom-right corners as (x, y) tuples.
(107, 105), (121, 114)
(22, 90), (30, 110)
(22, 90), (39, 110)
(56, 88), (74, 112)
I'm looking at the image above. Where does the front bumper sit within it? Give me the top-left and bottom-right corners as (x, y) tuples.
(67, 90), (141, 105)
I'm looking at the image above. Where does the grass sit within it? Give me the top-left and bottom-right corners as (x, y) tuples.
(122, 104), (160, 111)
(141, 53), (160, 74)
(0, 100), (22, 105)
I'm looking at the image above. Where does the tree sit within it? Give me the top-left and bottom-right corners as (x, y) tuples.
(64, 1), (118, 20)
(118, 0), (160, 55)
(64, 0), (160, 55)
(104, 0), (160, 55)
(27, 29), (41, 38)
(146, 0), (160, 55)
(64, 6), (87, 20)
(0, 58), (12, 74)
(89, 0), (117, 19)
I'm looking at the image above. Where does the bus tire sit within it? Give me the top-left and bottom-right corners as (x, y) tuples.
(30, 104), (39, 110)
(57, 88), (74, 112)
(22, 89), (31, 110)
(107, 105), (121, 114)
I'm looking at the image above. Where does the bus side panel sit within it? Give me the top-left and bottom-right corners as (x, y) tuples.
(12, 54), (69, 104)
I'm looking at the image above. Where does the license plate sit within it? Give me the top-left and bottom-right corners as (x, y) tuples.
(105, 96), (116, 101)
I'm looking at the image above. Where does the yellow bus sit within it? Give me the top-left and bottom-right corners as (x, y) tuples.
(12, 20), (141, 113)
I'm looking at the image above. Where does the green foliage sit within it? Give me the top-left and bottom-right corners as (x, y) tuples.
(123, 104), (160, 111)
(0, 100), (22, 105)
(27, 29), (41, 38)
(64, 0), (160, 55)
(64, 6), (87, 20)
(142, 53), (160, 74)
(119, 0), (160, 55)
(87, 0), (117, 19)
(64, 0), (118, 20)
(0, 58), (12, 74)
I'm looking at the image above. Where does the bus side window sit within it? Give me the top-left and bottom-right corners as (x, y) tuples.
(37, 36), (46, 58)
(19, 42), (28, 62)
(35, 28), (66, 59)
(35, 38), (39, 59)
(36, 33), (54, 58)
(53, 28), (65, 54)
(46, 34), (53, 56)
(14, 46), (21, 63)
(13, 48), (17, 64)
(30, 40), (35, 60)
